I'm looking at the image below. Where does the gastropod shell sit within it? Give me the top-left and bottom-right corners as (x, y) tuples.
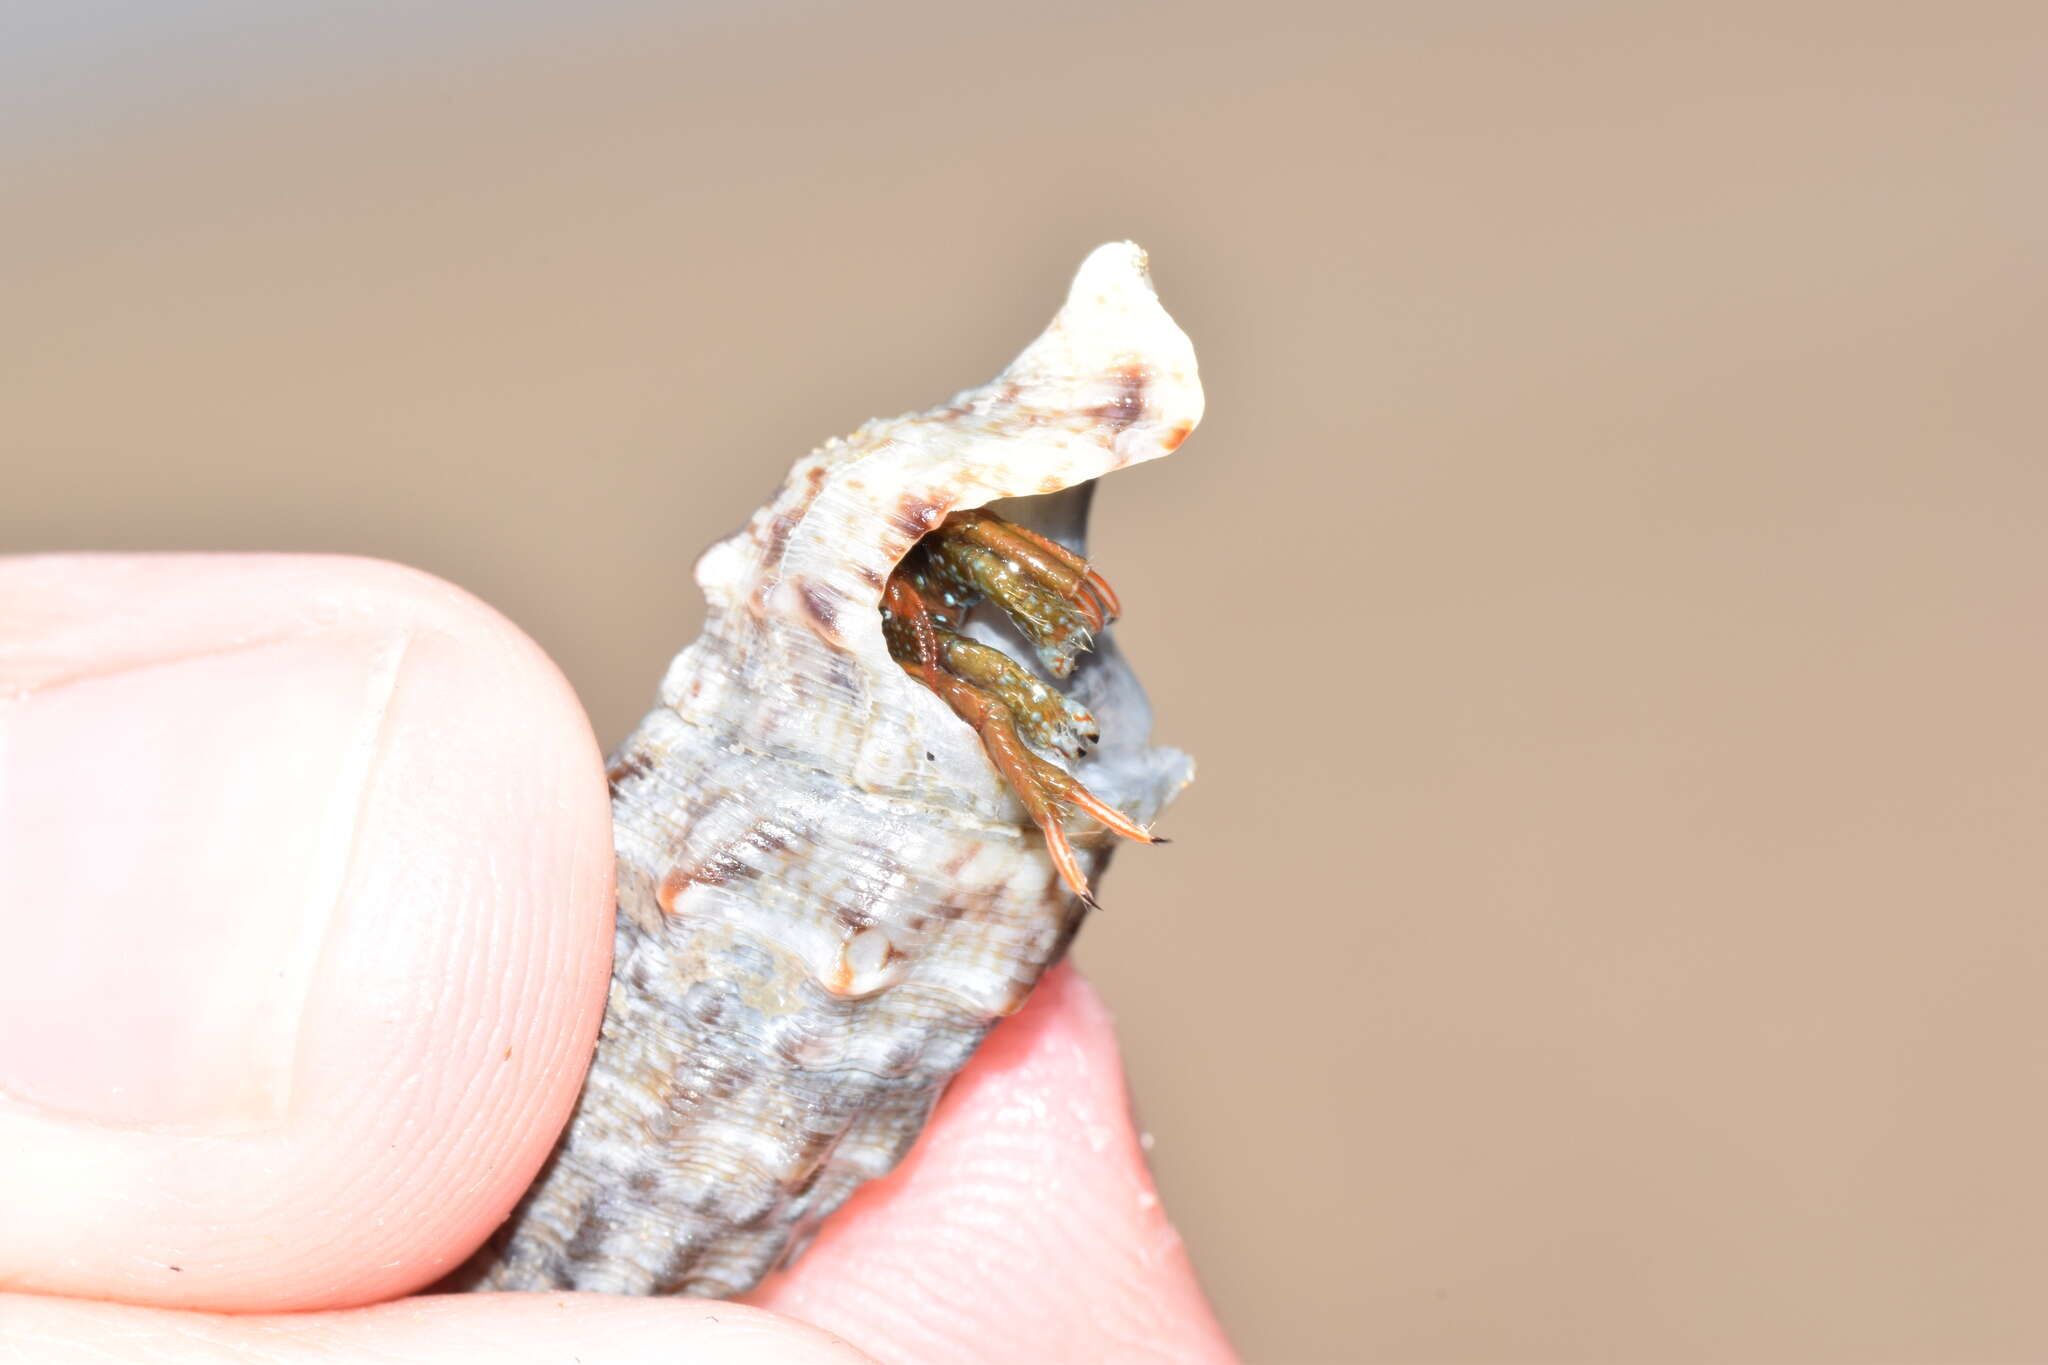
(462, 241), (1201, 1296)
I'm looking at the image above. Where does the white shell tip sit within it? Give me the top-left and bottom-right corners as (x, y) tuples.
(1068, 240), (1157, 304)
(1008, 242), (1200, 442)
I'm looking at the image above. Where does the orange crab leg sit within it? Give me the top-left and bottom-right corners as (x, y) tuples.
(1081, 568), (1120, 624)
(997, 517), (1124, 623)
(882, 509), (1161, 906)
(947, 512), (1120, 629)
(949, 516), (1104, 631)
(1052, 779), (1163, 846)
(919, 666), (1101, 907)
(884, 577), (943, 677)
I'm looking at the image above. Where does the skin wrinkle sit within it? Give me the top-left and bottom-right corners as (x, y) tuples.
(321, 614), (603, 1301)
(0, 631), (320, 699)
(269, 626), (414, 1127)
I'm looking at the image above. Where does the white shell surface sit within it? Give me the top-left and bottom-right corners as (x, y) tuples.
(462, 242), (1201, 1297)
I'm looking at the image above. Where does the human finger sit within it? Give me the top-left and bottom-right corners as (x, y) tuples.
(0, 555), (615, 1311)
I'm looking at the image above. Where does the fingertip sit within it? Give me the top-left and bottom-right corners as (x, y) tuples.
(0, 555), (615, 1310)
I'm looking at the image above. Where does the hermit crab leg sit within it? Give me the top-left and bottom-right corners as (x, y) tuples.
(924, 670), (1094, 903)
(881, 515), (1162, 905)
(944, 510), (1121, 628)
(935, 628), (1100, 759)
(914, 665), (1146, 907)
(883, 577), (943, 677)
(918, 538), (1093, 674)
(1003, 518), (1124, 625)
(1080, 566), (1120, 624)
(994, 513), (1122, 624)
(1049, 776), (1166, 846)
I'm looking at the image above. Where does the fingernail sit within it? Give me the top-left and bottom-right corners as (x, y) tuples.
(0, 630), (407, 1126)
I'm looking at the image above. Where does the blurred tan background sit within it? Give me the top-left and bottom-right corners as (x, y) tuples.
(5, 1), (2046, 1359)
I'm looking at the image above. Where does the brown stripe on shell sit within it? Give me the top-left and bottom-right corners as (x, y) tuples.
(658, 817), (801, 905)
(891, 494), (946, 543)
(606, 748), (657, 795)
(797, 579), (844, 637)
(754, 464), (835, 611)
(763, 511), (801, 568)
(1087, 361), (1150, 431)
(561, 1205), (610, 1264)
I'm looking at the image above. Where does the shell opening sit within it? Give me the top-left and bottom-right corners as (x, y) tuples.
(886, 477), (1188, 836)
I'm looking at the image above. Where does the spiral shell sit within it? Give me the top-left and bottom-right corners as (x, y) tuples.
(464, 242), (1202, 1296)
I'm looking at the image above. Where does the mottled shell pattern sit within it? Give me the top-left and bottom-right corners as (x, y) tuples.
(464, 243), (1202, 1297)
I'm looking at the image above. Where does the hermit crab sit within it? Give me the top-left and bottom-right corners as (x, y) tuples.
(459, 242), (1201, 1297)
(881, 507), (1162, 907)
